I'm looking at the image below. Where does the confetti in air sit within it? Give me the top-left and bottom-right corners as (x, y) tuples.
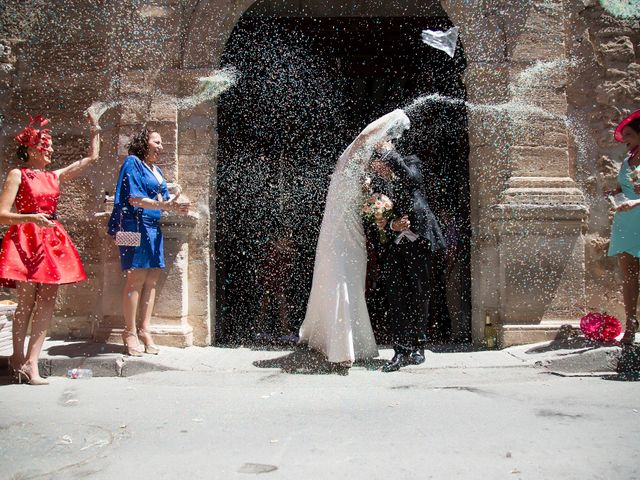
(0, 0), (633, 350)
(85, 68), (239, 121)
(176, 68), (240, 110)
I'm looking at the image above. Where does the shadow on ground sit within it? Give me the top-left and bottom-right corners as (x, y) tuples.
(546, 371), (640, 382)
(524, 335), (617, 356)
(251, 342), (477, 375)
(614, 345), (640, 379)
(541, 343), (640, 381)
(253, 347), (388, 375)
(45, 341), (123, 358)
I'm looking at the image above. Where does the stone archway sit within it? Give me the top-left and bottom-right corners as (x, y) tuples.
(178, 0), (588, 346)
(213, 0), (471, 345)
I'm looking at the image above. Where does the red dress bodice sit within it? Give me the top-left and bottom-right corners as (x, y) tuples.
(14, 169), (60, 215)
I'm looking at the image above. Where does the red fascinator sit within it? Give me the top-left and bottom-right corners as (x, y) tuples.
(614, 109), (640, 143)
(15, 115), (51, 152)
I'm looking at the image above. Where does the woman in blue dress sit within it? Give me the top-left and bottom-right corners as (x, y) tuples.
(108, 127), (190, 355)
(608, 110), (640, 344)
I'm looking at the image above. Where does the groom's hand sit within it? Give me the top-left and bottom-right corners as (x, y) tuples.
(391, 215), (410, 232)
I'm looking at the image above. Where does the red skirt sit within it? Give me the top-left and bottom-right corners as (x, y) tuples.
(0, 221), (87, 287)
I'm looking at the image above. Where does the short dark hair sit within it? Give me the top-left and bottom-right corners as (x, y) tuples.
(16, 144), (28, 162)
(627, 118), (640, 134)
(127, 126), (157, 160)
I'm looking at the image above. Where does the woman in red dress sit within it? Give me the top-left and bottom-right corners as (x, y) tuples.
(0, 113), (101, 385)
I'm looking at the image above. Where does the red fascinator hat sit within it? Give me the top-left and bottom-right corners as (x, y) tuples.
(15, 115), (51, 152)
(614, 109), (640, 143)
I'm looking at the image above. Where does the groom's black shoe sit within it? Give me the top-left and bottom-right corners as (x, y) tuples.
(408, 349), (425, 366)
(381, 353), (409, 373)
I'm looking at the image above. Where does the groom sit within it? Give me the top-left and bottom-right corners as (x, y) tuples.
(371, 141), (445, 372)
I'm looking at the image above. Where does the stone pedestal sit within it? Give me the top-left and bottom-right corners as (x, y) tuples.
(491, 186), (589, 347)
(148, 213), (199, 346)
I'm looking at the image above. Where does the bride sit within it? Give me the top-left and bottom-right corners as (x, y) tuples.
(298, 109), (411, 364)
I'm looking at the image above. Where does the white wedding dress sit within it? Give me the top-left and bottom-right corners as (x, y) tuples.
(299, 109), (411, 363)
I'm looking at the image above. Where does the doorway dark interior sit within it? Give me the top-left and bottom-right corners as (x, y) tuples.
(215, 9), (471, 346)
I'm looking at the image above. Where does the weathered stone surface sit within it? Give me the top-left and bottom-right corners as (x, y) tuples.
(464, 63), (509, 105)
(462, 15), (507, 63)
(515, 117), (568, 148)
(595, 66), (640, 104)
(566, 2), (640, 320)
(510, 145), (569, 177)
(596, 154), (621, 188)
(600, 36), (635, 66)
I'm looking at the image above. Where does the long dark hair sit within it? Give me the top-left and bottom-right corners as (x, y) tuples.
(127, 126), (156, 160)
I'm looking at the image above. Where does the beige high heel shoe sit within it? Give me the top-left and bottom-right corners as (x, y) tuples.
(15, 365), (49, 385)
(138, 329), (160, 355)
(122, 330), (144, 357)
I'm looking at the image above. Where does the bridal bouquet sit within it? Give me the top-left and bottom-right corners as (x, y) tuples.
(362, 193), (394, 244)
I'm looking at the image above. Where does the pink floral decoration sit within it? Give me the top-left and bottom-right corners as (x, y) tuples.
(580, 312), (622, 342)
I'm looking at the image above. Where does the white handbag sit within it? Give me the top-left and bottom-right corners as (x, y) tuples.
(114, 230), (141, 247)
(114, 210), (141, 247)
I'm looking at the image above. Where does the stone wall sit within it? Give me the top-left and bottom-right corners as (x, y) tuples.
(0, 0), (637, 347)
(565, 0), (640, 318)
(0, 1), (207, 342)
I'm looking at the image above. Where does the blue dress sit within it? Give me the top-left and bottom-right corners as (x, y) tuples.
(608, 153), (640, 258)
(108, 155), (170, 270)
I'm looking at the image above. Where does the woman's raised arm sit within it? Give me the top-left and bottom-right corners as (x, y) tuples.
(56, 111), (101, 183)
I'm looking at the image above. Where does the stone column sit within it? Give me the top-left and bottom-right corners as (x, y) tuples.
(491, 1), (589, 346)
(444, 0), (589, 346)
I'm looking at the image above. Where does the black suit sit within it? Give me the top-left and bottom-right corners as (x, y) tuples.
(382, 150), (445, 354)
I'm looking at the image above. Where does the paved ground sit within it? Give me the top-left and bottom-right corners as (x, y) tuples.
(0, 339), (639, 480)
